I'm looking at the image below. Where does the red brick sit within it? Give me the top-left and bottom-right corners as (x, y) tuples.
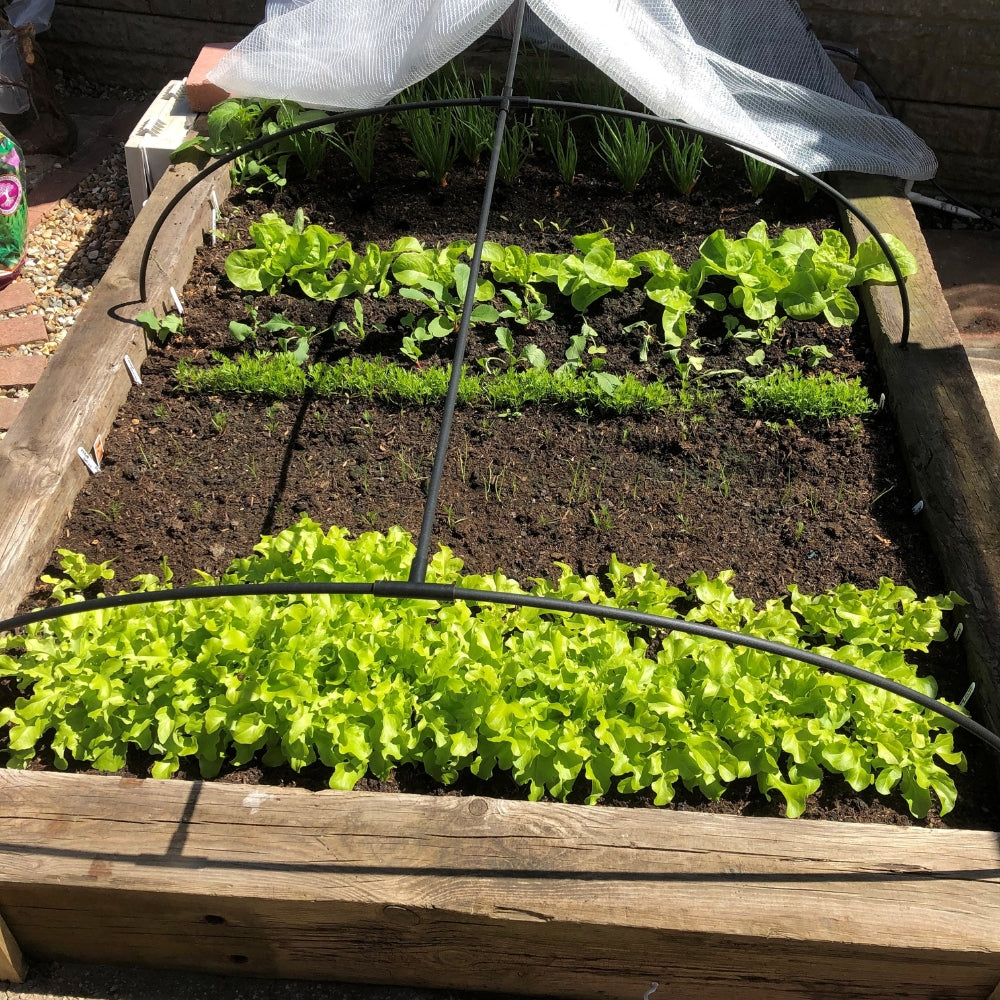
(187, 42), (236, 112)
(0, 394), (23, 431)
(0, 280), (37, 314)
(0, 314), (46, 348)
(0, 353), (45, 388)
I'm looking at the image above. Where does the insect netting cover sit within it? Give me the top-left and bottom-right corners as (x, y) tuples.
(207, 0), (937, 181)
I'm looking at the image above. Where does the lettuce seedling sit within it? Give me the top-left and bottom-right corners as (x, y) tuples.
(555, 232), (640, 311)
(225, 211), (351, 298)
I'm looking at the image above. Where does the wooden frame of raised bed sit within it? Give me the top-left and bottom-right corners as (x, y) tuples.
(1, 160), (999, 999)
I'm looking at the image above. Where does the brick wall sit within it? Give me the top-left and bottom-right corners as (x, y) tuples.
(43, 0), (265, 90)
(799, 0), (1000, 205)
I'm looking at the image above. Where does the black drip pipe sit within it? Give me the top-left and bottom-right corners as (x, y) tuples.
(137, 109), (912, 345)
(408, 0), (528, 583)
(1, 580), (997, 756)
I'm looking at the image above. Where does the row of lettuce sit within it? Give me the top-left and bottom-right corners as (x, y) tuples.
(0, 518), (964, 818)
(154, 213), (917, 420)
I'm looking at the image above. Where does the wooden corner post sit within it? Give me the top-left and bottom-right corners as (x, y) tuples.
(0, 909), (26, 982)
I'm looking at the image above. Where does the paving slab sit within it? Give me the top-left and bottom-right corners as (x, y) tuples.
(0, 316), (47, 350)
(0, 396), (23, 432)
(0, 354), (45, 389)
(924, 229), (1000, 438)
(0, 282), (37, 315)
(923, 229), (1000, 338)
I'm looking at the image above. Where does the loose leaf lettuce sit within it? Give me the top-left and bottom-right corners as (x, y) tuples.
(1, 519), (964, 819)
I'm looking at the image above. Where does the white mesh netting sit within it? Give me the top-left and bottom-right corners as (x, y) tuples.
(208, 0), (936, 181)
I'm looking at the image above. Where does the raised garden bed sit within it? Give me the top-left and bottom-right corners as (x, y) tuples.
(2, 85), (1000, 997)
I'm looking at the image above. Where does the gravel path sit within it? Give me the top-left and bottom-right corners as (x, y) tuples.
(24, 152), (131, 352)
(0, 157), (130, 414)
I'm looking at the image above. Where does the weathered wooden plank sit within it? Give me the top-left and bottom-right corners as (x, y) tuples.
(0, 910), (26, 983)
(0, 161), (230, 622)
(0, 771), (998, 999)
(834, 174), (1000, 739)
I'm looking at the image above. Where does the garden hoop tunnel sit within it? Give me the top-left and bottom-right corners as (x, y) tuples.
(14, 0), (987, 779)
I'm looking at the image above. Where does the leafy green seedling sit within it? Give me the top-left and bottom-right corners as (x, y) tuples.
(661, 128), (705, 196)
(743, 153), (777, 197)
(480, 327), (547, 375)
(741, 366), (876, 422)
(136, 309), (184, 345)
(498, 287), (553, 327)
(594, 116), (658, 193)
(333, 299), (386, 341)
(555, 320), (606, 376)
(786, 344), (833, 368)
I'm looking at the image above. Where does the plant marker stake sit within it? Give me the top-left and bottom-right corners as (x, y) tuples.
(959, 682), (975, 709)
(209, 188), (220, 248)
(77, 446), (100, 475)
(123, 354), (142, 386)
(169, 286), (184, 315)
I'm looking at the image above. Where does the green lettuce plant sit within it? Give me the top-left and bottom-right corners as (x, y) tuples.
(224, 211), (351, 298)
(692, 221), (918, 327)
(553, 232), (641, 311)
(1, 520), (964, 819)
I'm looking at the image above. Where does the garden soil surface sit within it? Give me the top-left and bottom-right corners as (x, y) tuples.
(9, 117), (998, 830)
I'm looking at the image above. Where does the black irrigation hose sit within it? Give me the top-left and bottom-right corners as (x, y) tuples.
(137, 103), (913, 345)
(2, 580), (998, 756)
(408, 0), (528, 583)
(927, 178), (1000, 232)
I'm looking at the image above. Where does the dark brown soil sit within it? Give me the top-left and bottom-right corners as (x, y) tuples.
(10, 118), (999, 829)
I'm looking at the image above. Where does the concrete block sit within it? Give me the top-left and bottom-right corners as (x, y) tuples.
(898, 102), (994, 156)
(933, 153), (1000, 208)
(941, 63), (1000, 110)
(802, 0), (999, 19)
(187, 43), (236, 112)
(55, 0), (263, 26)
